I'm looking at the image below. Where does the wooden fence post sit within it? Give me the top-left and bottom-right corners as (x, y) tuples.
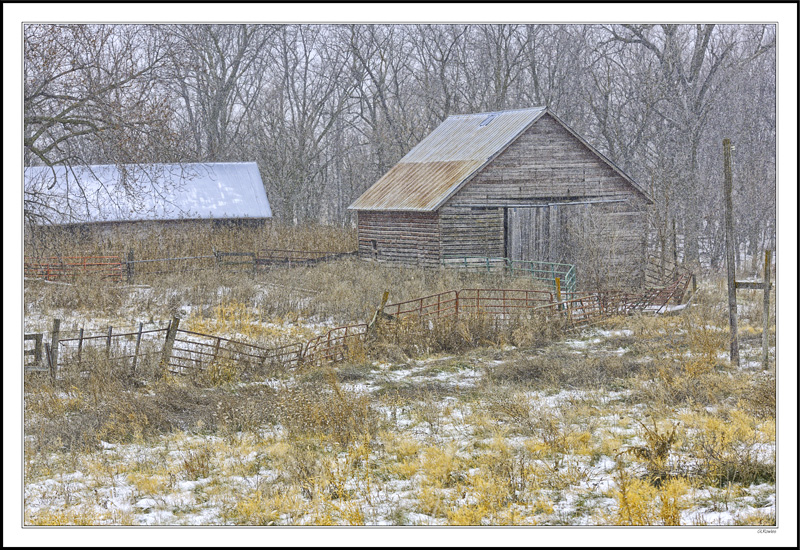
(555, 277), (562, 311)
(49, 318), (61, 382)
(106, 326), (113, 358)
(160, 316), (180, 373)
(762, 249), (771, 370)
(722, 138), (739, 368)
(132, 322), (143, 374)
(127, 249), (134, 283)
(368, 290), (390, 331)
(212, 337), (222, 365)
(77, 328), (84, 365)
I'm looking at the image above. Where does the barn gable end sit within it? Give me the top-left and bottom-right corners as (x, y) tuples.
(445, 112), (649, 207)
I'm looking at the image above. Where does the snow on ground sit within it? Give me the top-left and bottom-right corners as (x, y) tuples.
(23, 313), (776, 526)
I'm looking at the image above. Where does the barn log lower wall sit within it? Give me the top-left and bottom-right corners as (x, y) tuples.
(356, 211), (441, 267)
(439, 206), (504, 259)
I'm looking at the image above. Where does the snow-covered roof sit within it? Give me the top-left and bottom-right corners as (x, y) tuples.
(24, 162), (271, 225)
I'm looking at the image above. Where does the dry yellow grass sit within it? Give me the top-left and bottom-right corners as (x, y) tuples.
(23, 224), (776, 526)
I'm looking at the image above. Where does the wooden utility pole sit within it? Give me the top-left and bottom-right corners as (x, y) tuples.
(49, 318), (61, 382)
(127, 249), (134, 283)
(723, 138), (739, 367)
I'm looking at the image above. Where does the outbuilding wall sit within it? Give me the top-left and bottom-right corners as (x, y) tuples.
(439, 112), (650, 287)
(356, 211), (441, 267)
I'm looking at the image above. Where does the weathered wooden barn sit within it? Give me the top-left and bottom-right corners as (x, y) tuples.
(349, 107), (653, 288)
(24, 162), (272, 229)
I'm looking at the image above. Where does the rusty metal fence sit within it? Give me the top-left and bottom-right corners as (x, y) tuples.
(55, 322), (170, 377)
(24, 249), (357, 284)
(26, 270), (693, 382)
(24, 256), (124, 282)
(383, 290), (460, 320)
(383, 289), (555, 322)
(167, 328), (304, 377)
(303, 324), (369, 365)
(27, 318), (369, 382)
(574, 270), (694, 317)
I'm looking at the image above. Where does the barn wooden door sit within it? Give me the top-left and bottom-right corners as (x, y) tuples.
(506, 204), (583, 264)
(507, 206), (549, 262)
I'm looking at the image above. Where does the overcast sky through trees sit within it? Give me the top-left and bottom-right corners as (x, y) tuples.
(23, 23), (777, 269)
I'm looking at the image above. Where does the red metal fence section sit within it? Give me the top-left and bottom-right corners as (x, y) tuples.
(169, 329), (303, 377)
(457, 288), (554, 316)
(25, 256), (123, 282)
(383, 291), (459, 320)
(30, 270), (694, 380)
(536, 294), (605, 327)
(303, 324), (369, 365)
(56, 324), (169, 372)
(588, 270), (693, 316)
(383, 289), (554, 322)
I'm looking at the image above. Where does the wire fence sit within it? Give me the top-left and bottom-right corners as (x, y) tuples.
(23, 248), (358, 285)
(25, 269), (693, 383)
(442, 257), (577, 294)
(24, 256), (124, 282)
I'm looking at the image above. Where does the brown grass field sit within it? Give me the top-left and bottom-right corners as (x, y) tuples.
(22, 223), (778, 527)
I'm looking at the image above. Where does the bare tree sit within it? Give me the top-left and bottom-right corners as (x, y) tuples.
(601, 24), (774, 267)
(248, 25), (355, 223)
(346, 25), (419, 179)
(23, 22), (776, 246)
(164, 24), (275, 161)
(463, 24), (529, 111)
(407, 24), (470, 126)
(24, 24), (177, 227)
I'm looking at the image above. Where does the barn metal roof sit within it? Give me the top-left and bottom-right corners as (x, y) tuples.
(349, 107), (547, 212)
(349, 107), (652, 212)
(24, 162), (272, 225)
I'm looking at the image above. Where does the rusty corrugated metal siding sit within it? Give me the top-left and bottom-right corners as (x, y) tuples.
(349, 107), (546, 211)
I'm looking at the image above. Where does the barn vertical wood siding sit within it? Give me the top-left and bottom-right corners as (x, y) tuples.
(354, 111), (650, 288)
(441, 113), (649, 287)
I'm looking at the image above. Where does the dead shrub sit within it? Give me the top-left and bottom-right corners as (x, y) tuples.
(276, 379), (380, 448)
(739, 372), (776, 420)
(487, 350), (639, 390)
(509, 310), (566, 348)
(683, 410), (776, 487)
(213, 385), (280, 434)
(181, 444), (214, 480)
(372, 312), (508, 359)
(619, 419), (683, 484)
